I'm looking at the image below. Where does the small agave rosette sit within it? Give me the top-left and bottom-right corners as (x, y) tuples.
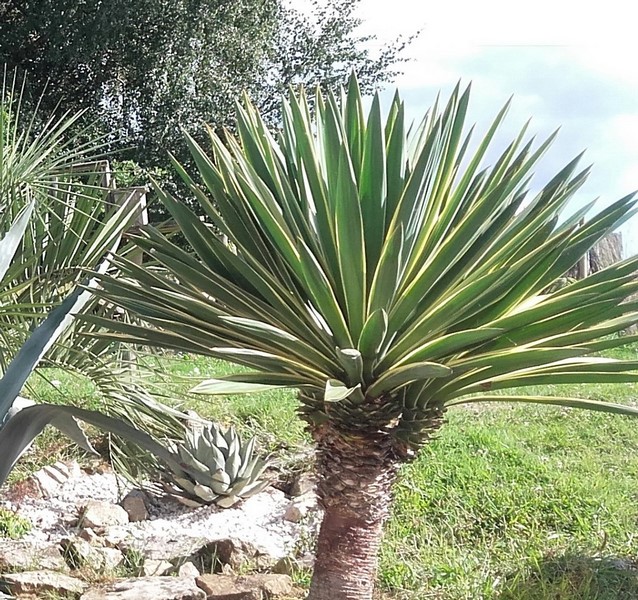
(161, 421), (271, 508)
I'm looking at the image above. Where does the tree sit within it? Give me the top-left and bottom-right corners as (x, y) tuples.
(0, 0), (408, 193)
(91, 77), (638, 599)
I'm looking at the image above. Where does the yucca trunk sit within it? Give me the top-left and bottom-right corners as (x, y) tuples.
(307, 424), (403, 600)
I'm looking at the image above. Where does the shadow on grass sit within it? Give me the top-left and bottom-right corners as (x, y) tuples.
(498, 554), (638, 600)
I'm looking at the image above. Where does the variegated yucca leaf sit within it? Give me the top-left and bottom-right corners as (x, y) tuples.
(92, 75), (638, 447)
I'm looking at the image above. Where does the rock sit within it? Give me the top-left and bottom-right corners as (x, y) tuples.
(99, 547), (125, 572)
(62, 537), (101, 570)
(282, 504), (304, 523)
(178, 562), (201, 578)
(79, 500), (129, 529)
(119, 490), (149, 522)
(298, 552), (315, 570)
(283, 491), (317, 523)
(61, 537), (124, 572)
(195, 575), (259, 600)
(0, 540), (66, 572)
(102, 525), (129, 548)
(289, 472), (316, 497)
(272, 554), (313, 576)
(142, 559), (173, 576)
(30, 461), (80, 499)
(80, 577), (205, 600)
(120, 534), (206, 563)
(42, 464), (68, 485)
(272, 556), (296, 576)
(79, 527), (102, 545)
(254, 574), (293, 596)
(32, 468), (63, 499)
(200, 538), (277, 572)
(195, 574), (292, 599)
(121, 534), (277, 573)
(0, 570), (87, 597)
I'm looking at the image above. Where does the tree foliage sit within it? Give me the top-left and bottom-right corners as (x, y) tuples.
(0, 0), (408, 192)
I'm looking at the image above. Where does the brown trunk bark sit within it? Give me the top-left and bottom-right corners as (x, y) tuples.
(306, 425), (402, 600)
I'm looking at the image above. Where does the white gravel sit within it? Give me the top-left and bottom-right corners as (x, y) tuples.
(0, 464), (319, 560)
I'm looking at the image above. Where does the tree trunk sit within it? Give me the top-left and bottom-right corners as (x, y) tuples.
(306, 424), (402, 600)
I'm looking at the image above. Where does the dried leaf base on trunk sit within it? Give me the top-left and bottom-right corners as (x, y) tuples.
(306, 424), (398, 600)
(306, 405), (445, 600)
(305, 425), (402, 600)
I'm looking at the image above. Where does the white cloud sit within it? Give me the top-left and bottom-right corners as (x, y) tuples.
(355, 0), (636, 46)
(289, 0), (638, 254)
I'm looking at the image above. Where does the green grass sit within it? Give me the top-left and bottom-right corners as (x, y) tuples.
(19, 343), (638, 599)
(0, 507), (31, 538)
(381, 402), (638, 599)
(378, 342), (638, 599)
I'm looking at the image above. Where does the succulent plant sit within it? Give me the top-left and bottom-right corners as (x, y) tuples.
(160, 420), (271, 508)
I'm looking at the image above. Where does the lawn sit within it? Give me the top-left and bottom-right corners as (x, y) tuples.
(20, 342), (638, 599)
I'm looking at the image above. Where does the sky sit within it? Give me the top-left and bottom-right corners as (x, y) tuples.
(317, 0), (638, 255)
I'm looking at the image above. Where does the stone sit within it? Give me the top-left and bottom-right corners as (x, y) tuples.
(194, 575), (260, 600)
(272, 552), (314, 578)
(283, 492), (317, 523)
(272, 554), (315, 577)
(0, 570), (87, 597)
(178, 561), (201, 578)
(61, 537), (124, 573)
(298, 552), (315, 570)
(272, 556), (295, 576)
(200, 538), (277, 572)
(102, 525), (129, 547)
(142, 559), (173, 576)
(29, 461), (80, 499)
(62, 537), (103, 570)
(79, 527), (102, 544)
(289, 472), (316, 497)
(119, 490), (149, 522)
(42, 464), (68, 484)
(119, 534), (206, 563)
(252, 574), (293, 596)
(282, 503), (304, 523)
(0, 540), (67, 572)
(79, 500), (129, 529)
(32, 468), (63, 499)
(99, 547), (125, 572)
(195, 574), (292, 599)
(80, 577), (206, 600)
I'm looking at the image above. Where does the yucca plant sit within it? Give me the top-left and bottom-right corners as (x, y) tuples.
(90, 76), (638, 599)
(159, 419), (270, 508)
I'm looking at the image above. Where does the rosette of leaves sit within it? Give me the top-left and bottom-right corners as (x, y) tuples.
(89, 75), (638, 598)
(160, 420), (271, 508)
